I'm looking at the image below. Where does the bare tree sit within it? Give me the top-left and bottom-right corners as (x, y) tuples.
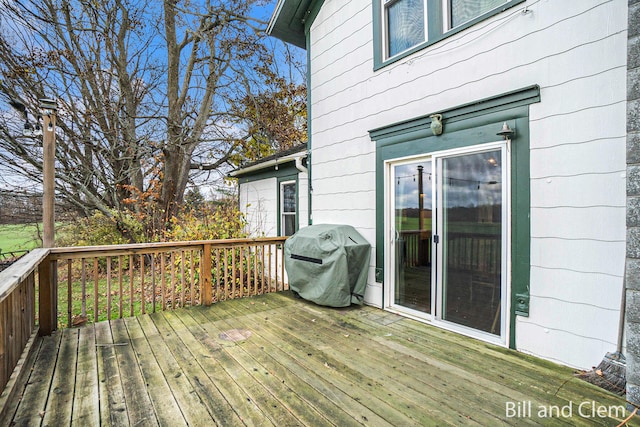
(0, 0), (305, 240)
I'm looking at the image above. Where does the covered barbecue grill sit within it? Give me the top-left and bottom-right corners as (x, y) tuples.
(284, 224), (371, 307)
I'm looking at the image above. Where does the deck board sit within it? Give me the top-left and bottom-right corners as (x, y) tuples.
(3, 291), (638, 426)
(122, 316), (187, 426)
(111, 318), (159, 426)
(42, 328), (78, 426)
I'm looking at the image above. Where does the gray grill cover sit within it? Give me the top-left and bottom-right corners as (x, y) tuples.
(284, 224), (371, 307)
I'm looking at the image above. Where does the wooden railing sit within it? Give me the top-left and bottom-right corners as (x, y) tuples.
(0, 249), (49, 399)
(0, 236), (288, 398)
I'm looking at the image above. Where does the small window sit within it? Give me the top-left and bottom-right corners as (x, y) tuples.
(384, 0), (426, 58)
(280, 181), (296, 236)
(447, 0), (507, 28)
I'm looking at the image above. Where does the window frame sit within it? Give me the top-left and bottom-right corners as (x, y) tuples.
(279, 179), (297, 237)
(382, 0), (428, 60)
(373, 0), (526, 69)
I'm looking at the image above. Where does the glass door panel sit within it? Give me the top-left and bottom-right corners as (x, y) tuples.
(440, 149), (503, 335)
(393, 160), (433, 313)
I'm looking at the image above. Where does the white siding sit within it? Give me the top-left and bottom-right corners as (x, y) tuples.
(239, 178), (277, 237)
(308, 0), (627, 368)
(239, 172), (309, 238)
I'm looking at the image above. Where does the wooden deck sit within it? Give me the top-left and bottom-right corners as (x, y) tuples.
(2, 291), (637, 426)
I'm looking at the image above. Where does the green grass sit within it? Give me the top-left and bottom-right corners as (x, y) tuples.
(0, 223), (41, 253)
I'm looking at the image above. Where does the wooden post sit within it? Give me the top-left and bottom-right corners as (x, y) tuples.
(38, 256), (57, 335)
(40, 101), (56, 249)
(202, 244), (212, 305)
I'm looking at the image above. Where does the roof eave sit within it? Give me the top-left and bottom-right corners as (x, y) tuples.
(266, 0), (315, 49)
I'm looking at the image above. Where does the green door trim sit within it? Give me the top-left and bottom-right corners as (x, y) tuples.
(369, 85), (539, 349)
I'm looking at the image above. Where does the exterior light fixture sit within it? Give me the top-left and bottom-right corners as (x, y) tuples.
(6, 96), (57, 248)
(430, 114), (443, 136)
(497, 122), (515, 140)
(9, 99), (43, 137)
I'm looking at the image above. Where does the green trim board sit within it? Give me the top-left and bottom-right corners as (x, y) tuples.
(233, 161), (302, 184)
(369, 85), (539, 349)
(372, 0), (526, 71)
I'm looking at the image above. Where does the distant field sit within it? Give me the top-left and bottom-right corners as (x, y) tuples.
(0, 223), (41, 253)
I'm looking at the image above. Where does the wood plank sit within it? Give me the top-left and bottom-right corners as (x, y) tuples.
(94, 320), (129, 426)
(188, 304), (366, 427)
(42, 328), (79, 427)
(122, 316), (187, 426)
(273, 300), (528, 426)
(11, 332), (61, 426)
(342, 304), (627, 412)
(171, 308), (278, 426)
(0, 249), (49, 304)
(169, 307), (304, 426)
(0, 333), (41, 427)
(269, 293), (629, 426)
(134, 313), (214, 426)
(151, 311), (246, 426)
(72, 325), (100, 426)
(109, 318), (159, 426)
(197, 298), (422, 426)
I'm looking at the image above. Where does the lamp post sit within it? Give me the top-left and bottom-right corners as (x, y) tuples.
(39, 98), (57, 248)
(8, 97), (57, 248)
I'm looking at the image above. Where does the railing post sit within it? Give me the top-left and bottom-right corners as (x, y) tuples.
(38, 256), (57, 335)
(202, 244), (212, 306)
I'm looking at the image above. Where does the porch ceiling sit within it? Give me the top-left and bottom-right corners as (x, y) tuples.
(3, 292), (635, 425)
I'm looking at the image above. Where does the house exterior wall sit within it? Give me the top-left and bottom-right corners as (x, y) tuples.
(240, 177), (278, 237)
(307, 0), (627, 369)
(238, 171), (309, 238)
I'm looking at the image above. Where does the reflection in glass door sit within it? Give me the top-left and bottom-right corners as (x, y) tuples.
(388, 144), (507, 341)
(439, 149), (504, 335)
(393, 160), (433, 314)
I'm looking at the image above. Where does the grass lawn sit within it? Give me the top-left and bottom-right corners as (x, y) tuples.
(0, 223), (41, 253)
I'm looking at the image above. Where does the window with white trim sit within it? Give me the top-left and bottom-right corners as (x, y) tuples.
(280, 181), (296, 236)
(381, 0), (511, 61)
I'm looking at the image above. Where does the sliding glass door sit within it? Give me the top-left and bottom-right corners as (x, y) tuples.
(387, 143), (508, 342)
(391, 160), (433, 314)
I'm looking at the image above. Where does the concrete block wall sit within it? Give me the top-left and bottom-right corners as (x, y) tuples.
(626, 0), (640, 408)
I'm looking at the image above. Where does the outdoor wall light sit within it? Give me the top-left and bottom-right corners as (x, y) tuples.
(430, 114), (443, 136)
(496, 122), (515, 140)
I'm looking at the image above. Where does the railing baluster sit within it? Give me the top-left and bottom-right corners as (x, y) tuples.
(180, 251), (185, 308)
(189, 249), (195, 306)
(67, 259), (72, 328)
(106, 256), (112, 321)
(170, 252), (176, 310)
(238, 247), (243, 298)
(223, 248), (229, 301)
(252, 245), (257, 295)
(202, 244), (212, 306)
(161, 253), (166, 311)
(81, 258), (87, 318)
(118, 255), (123, 319)
(93, 258), (99, 323)
(139, 254), (145, 315)
(129, 255), (134, 317)
(151, 253), (156, 313)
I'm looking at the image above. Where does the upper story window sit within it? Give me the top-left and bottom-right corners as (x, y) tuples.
(448, 0), (508, 28)
(376, 0), (524, 66)
(384, 0), (426, 58)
